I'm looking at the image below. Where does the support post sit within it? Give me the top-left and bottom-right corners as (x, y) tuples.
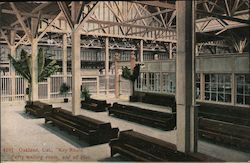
(105, 37), (109, 95)
(63, 33), (68, 83)
(176, 0), (197, 153)
(139, 40), (143, 62)
(31, 38), (38, 101)
(231, 73), (236, 105)
(10, 30), (16, 101)
(114, 52), (119, 98)
(72, 29), (81, 115)
(200, 73), (205, 100)
(169, 42), (173, 59)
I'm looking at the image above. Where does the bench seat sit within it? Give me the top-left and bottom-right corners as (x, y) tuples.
(110, 130), (222, 162)
(199, 117), (250, 151)
(81, 98), (110, 112)
(45, 107), (119, 145)
(108, 103), (176, 130)
(25, 101), (53, 118)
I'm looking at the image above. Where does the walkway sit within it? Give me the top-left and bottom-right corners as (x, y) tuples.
(1, 99), (250, 162)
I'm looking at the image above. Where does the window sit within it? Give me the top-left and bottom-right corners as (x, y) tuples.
(196, 74), (200, 99)
(205, 74), (231, 103)
(236, 74), (250, 105)
(162, 73), (176, 94)
(148, 72), (160, 92)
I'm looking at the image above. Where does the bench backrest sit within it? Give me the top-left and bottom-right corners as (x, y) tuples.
(199, 117), (250, 140)
(112, 103), (175, 119)
(30, 101), (52, 109)
(76, 115), (110, 130)
(198, 102), (250, 126)
(85, 98), (107, 106)
(117, 130), (222, 161)
(142, 93), (176, 111)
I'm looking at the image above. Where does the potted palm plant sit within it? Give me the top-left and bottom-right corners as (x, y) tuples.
(8, 48), (60, 103)
(60, 83), (70, 102)
(121, 64), (140, 102)
(81, 86), (91, 101)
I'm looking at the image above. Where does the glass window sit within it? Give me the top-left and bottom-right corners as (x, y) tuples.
(162, 73), (176, 94)
(204, 74), (231, 103)
(236, 74), (250, 105)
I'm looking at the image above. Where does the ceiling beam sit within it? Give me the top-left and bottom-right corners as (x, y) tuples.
(38, 12), (63, 41)
(197, 9), (250, 25)
(87, 19), (174, 32)
(9, 2), (32, 41)
(57, 2), (74, 29)
(0, 29), (11, 48)
(76, 1), (100, 32)
(86, 8), (169, 32)
(133, 1), (175, 10)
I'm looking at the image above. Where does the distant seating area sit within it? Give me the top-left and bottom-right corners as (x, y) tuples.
(108, 103), (176, 130)
(109, 130), (222, 162)
(81, 98), (111, 112)
(198, 102), (250, 126)
(131, 92), (176, 112)
(25, 101), (53, 118)
(198, 102), (250, 151)
(45, 107), (119, 145)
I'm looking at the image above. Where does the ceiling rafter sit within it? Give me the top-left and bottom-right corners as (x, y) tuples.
(0, 29), (11, 48)
(57, 2), (74, 30)
(104, 1), (126, 35)
(37, 12), (63, 41)
(197, 9), (250, 24)
(157, 7), (167, 28)
(133, 1), (175, 10)
(76, 1), (99, 32)
(9, 2), (33, 41)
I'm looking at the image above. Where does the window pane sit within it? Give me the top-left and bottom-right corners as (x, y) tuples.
(245, 96), (250, 105)
(245, 84), (250, 95)
(218, 84), (224, 92)
(205, 92), (210, 100)
(211, 93), (217, 101)
(218, 93), (224, 102)
(205, 75), (210, 82)
(225, 83), (231, 93)
(225, 94), (231, 102)
(237, 95), (243, 104)
(237, 85), (243, 94)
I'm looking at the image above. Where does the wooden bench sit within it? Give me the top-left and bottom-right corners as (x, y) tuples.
(45, 107), (119, 145)
(108, 103), (176, 131)
(198, 102), (250, 126)
(25, 101), (53, 118)
(81, 98), (111, 112)
(110, 130), (222, 162)
(132, 92), (176, 112)
(199, 117), (250, 151)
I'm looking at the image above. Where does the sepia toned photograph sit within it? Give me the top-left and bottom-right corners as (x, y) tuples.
(0, 0), (249, 162)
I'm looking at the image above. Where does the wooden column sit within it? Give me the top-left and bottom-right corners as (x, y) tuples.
(31, 38), (38, 101)
(63, 33), (68, 83)
(139, 40), (143, 62)
(231, 73), (236, 105)
(72, 29), (81, 115)
(10, 30), (16, 101)
(176, 0), (197, 153)
(200, 73), (205, 100)
(169, 42), (173, 59)
(105, 37), (109, 94)
(114, 52), (119, 98)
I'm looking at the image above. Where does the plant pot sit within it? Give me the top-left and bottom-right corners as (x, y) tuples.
(64, 98), (68, 103)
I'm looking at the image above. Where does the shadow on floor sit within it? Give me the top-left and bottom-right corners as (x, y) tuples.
(17, 111), (39, 119)
(39, 123), (90, 148)
(98, 155), (132, 162)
